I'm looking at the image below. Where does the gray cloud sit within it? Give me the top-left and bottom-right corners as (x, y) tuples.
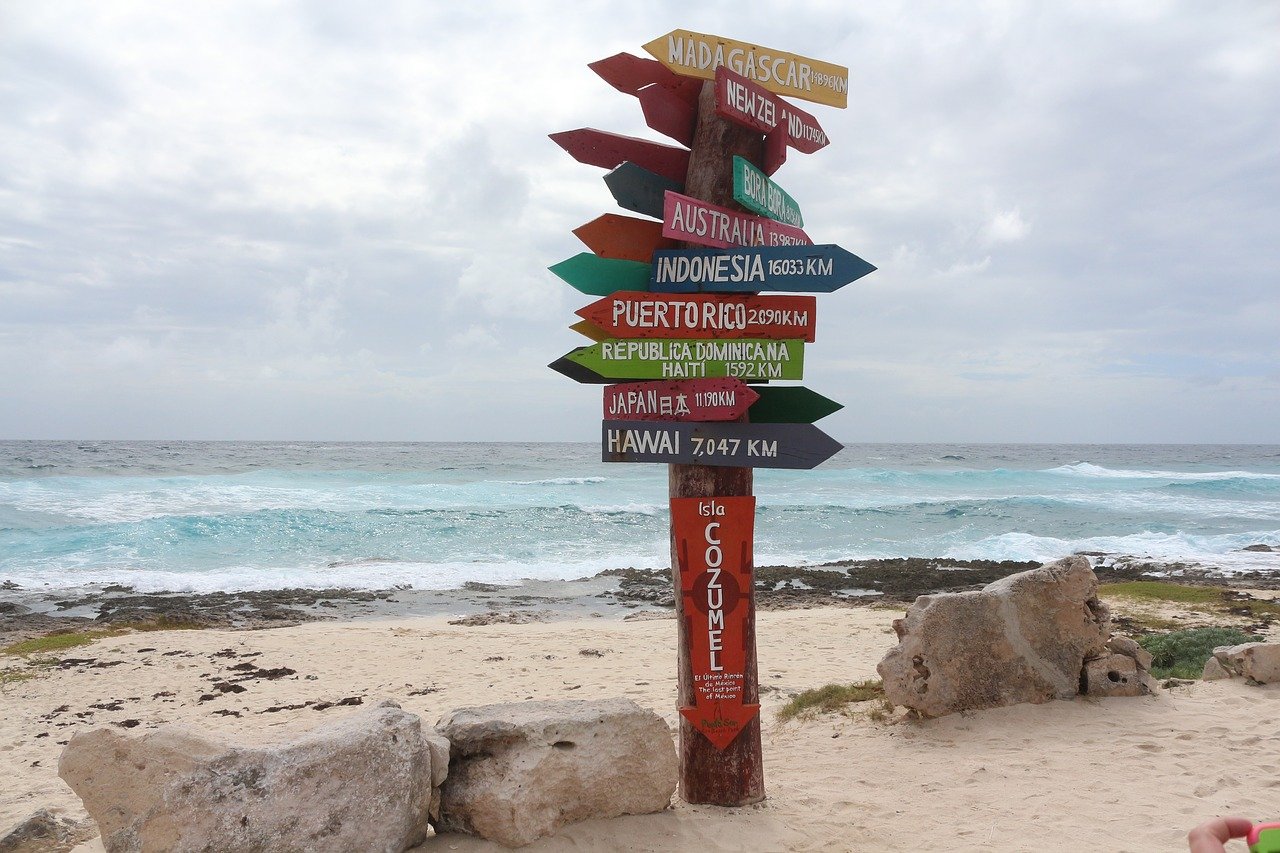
(0, 1), (1276, 441)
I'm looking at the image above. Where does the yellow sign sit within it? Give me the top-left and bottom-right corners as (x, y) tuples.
(643, 29), (848, 109)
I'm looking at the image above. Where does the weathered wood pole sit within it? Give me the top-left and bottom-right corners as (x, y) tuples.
(669, 80), (766, 806)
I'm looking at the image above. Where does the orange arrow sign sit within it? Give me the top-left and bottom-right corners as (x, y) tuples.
(672, 495), (759, 751)
(573, 214), (677, 263)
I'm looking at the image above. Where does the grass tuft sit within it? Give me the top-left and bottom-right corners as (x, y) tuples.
(1100, 581), (1223, 605)
(777, 679), (885, 722)
(2, 628), (127, 657)
(1137, 626), (1262, 680)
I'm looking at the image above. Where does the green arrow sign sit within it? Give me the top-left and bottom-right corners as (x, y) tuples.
(549, 253), (651, 296)
(550, 338), (804, 383)
(732, 156), (803, 227)
(749, 386), (842, 423)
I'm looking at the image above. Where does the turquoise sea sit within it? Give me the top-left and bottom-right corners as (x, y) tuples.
(1, 441), (1278, 593)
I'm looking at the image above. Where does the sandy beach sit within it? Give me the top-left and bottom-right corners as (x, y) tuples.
(5, 595), (1279, 852)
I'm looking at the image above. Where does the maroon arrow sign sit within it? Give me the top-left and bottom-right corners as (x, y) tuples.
(663, 191), (812, 249)
(550, 129), (691, 185)
(604, 378), (759, 422)
(589, 52), (701, 103)
(639, 83), (697, 146)
(715, 67), (830, 155)
(577, 292), (817, 341)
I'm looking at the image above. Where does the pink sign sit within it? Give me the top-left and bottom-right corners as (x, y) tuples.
(662, 191), (812, 249)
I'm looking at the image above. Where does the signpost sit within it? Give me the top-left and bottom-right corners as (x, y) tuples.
(548, 253), (650, 295)
(550, 129), (691, 184)
(604, 162), (683, 220)
(604, 378), (759, 422)
(604, 421), (843, 469)
(672, 496), (759, 749)
(651, 245), (876, 293)
(549, 28), (865, 808)
(576, 291), (817, 341)
(550, 338), (805, 382)
(643, 29), (850, 108)
(663, 190), (811, 248)
(733, 156), (803, 226)
(715, 67), (829, 154)
(574, 214), (676, 263)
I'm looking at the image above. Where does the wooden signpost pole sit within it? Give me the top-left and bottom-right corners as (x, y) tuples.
(670, 80), (765, 806)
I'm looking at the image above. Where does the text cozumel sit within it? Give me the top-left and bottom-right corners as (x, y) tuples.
(671, 495), (760, 750)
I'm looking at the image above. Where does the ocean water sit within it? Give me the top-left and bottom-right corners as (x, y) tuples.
(2, 441), (1278, 594)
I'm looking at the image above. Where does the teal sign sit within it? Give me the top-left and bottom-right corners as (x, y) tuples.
(732, 156), (803, 227)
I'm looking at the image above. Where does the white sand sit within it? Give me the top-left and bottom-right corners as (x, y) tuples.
(3, 606), (1276, 851)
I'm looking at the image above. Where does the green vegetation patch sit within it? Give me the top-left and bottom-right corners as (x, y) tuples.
(1, 628), (126, 657)
(1100, 581), (1224, 605)
(777, 679), (885, 722)
(1138, 626), (1262, 680)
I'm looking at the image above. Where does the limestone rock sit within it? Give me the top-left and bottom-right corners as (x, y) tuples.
(1220, 642), (1280, 684)
(0, 809), (94, 853)
(877, 556), (1110, 717)
(437, 697), (677, 848)
(58, 700), (441, 853)
(1202, 656), (1232, 681)
(1106, 634), (1154, 671)
(1082, 653), (1155, 697)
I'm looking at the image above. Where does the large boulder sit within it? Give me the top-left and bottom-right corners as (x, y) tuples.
(437, 697), (677, 848)
(877, 556), (1111, 717)
(58, 700), (443, 853)
(1209, 642), (1280, 684)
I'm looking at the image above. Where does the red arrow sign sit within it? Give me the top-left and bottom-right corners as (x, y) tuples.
(672, 495), (758, 751)
(573, 214), (676, 263)
(549, 129), (690, 185)
(588, 52), (700, 102)
(663, 191), (812, 249)
(715, 67), (830, 155)
(577, 292), (817, 341)
(604, 378), (759, 422)
(638, 83), (697, 146)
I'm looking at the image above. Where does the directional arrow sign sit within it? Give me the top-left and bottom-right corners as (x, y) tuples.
(549, 129), (690, 185)
(643, 29), (849, 109)
(716, 66), (830, 154)
(651, 245), (876, 294)
(577, 292), (816, 341)
(549, 339), (804, 383)
(605, 162), (683, 220)
(638, 82), (697, 146)
(672, 495), (759, 750)
(748, 387), (843, 423)
(589, 52), (700, 102)
(602, 421), (843, 469)
(569, 319), (610, 342)
(604, 378), (759, 421)
(733, 156), (803, 227)
(664, 191), (811, 249)
(549, 253), (650, 296)
(573, 214), (676, 263)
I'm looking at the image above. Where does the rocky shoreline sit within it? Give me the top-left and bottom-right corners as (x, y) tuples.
(3, 551), (1278, 646)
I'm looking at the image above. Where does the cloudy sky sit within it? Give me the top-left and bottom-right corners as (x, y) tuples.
(2, 2), (1276, 442)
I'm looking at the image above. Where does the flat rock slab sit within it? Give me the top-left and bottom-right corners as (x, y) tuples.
(58, 700), (442, 853)
(877, 556), (1111, 717)
(437, 697), (677, 848)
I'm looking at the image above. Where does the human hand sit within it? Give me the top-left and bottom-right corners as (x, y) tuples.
(1188, 817), (1253, 853)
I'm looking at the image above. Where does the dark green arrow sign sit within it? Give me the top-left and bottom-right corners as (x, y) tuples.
(748, 386), (842, 423)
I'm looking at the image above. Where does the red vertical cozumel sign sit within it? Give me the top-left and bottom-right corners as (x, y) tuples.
(671, 495), (759, 750)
